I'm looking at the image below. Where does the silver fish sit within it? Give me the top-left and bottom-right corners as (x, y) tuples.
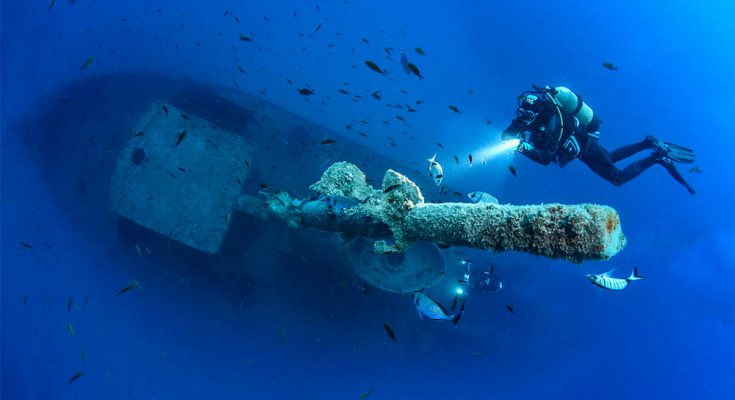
(586, 267), (644, 290)
(412, 292), (464, 326)
(467, 191), (499, 204)
(321, 195), (367, 212)
(427, 154), (443, 186)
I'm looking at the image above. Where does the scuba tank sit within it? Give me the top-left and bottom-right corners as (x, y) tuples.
(545, 86), (595, 128)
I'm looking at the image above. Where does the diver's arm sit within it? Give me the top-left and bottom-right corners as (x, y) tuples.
(501, 119), (525, 140)
(518, 143), (554, 165)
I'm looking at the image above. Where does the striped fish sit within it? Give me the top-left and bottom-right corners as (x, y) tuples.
(467, 191), (499, 204)
(586, 267), (644, 290)
(427, 154), (443, 186)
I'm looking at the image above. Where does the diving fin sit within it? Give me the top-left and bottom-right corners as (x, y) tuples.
(648, 136), (696, 164)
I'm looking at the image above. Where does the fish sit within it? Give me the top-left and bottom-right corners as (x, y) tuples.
(161, 105), (168, 115)
(383, 184), (401, 193)
(48, 0), (56, 11)
(406, 62), (424, 80)
(298, 88), (315, 96)
(358, 131), (369, 137)
(468, 154), (473, 166)
(436, 142), (444, 148)
(689, 166), (703, 175)
(485, 118), (492, 125)
(66, 322), (76, 338)
(448, 105), (462, 114)
(259, 183), (271, 190)
(508, 165), (517, 177)
(320, 139), (337, 144)
(361, 37), (370, 44)
(321, 195), (368, 212)
(412, 292), (465, 326)
(602, 62), (618, 71)
(175, 129), (187, 146)
(68, 371), (83, 384)
(364, 60), (386, 75)
(23, 295), (28, 306)
(371, 91), (381, 100)
(313, 23), (322, 34)
(505, 305), (515, 314)
(116, 280), (142, 296)
(20, 242), (34, 251)
(79, 57), (94, 73)
(180, 114), (190, 120)
(467, 191), (499, 204)
(399, 49), (411, 74)
(450, 295), (461, 312)
(239, 34), (254, 42)
(415, 47), (426, 56)
(586, 267), (644, 290)
(67, 297), (74, 313)
(453, 155), (459, 164)
(360, 388), (375, 398)
(383, 322), (397, 342)
(427, 154), (444, 186)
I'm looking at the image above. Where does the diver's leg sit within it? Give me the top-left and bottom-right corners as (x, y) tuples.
(608, 137), (652, 163)
(657, 157), (697, 195)
(579, 141), (658, 186)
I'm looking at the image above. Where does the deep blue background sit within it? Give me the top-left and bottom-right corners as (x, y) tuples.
(2, 1), (734, 399)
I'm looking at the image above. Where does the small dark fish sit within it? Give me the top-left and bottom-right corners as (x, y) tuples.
(66, 322), (76, 338)
(689, 166), (703, 175)
(23, 295), (28, 306)
(453, 155), (459, 164)
(116, 280), (142, 296)
(263, 16), (269, 21)
(602, 62), (618, 71)
(450, 295), (460, 312)
(321, 139), (337, 145)
(505, 305), (515, 314)
(175, 130), (187, 146)
(508, 165), (517, 177)
(436, 142), (444, 148)
(234, 16), (240, 23)
(338, 89), (350, 95)
(467, 89), (475, 94)
(364, 60), (386, 75)
(361, 38), (370, 44)
(161, 105), (168, 116)
(416, 99), (425, 105)
(259, 183), (271, 190)
(180, 114), (190, 120)
(68, 371), (83, 384)
(67, 297), (73, 313)
(358, 131), (368, 137)
(371, 91), (381, 100)
(237, 66), (244, 73)
(383, 322), (397, 342)
(298, 88), (315, 96)
(414, 47), (426, 56)
(396, 115), (406, 122)
(485, 118), (492, 125)
(20, 242), (34, 251)
(406, 62), (424, 80)
(239, 34), (254, 42)
(48, 0), (56, 11)
(448, 105), (462, 114)
(359, 388), (375, 398)
(83, 295), (89, 305)
(468, 154), (473, 166)
(79, 57), (94, 73)
(134, 131), (145, 137)
(383, 184), (401, 193)
(314, 23), (322, 34)
(384, 47), (393, 56)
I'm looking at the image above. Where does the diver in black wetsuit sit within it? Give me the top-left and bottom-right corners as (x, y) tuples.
(502, 86), (696, 195)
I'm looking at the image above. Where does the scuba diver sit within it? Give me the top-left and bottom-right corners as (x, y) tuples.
(461, 263), (503, 294)
(502, 86), (696, 195)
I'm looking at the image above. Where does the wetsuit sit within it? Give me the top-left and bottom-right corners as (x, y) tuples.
(503, 101), (696, 194)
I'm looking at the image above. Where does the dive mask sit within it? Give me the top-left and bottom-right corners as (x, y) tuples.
(516, 107), (538, 124)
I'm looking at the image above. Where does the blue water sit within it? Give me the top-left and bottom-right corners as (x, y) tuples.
(3, 1), (734, 399)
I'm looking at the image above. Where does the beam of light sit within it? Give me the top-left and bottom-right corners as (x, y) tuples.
(473, 138), (520, 161)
